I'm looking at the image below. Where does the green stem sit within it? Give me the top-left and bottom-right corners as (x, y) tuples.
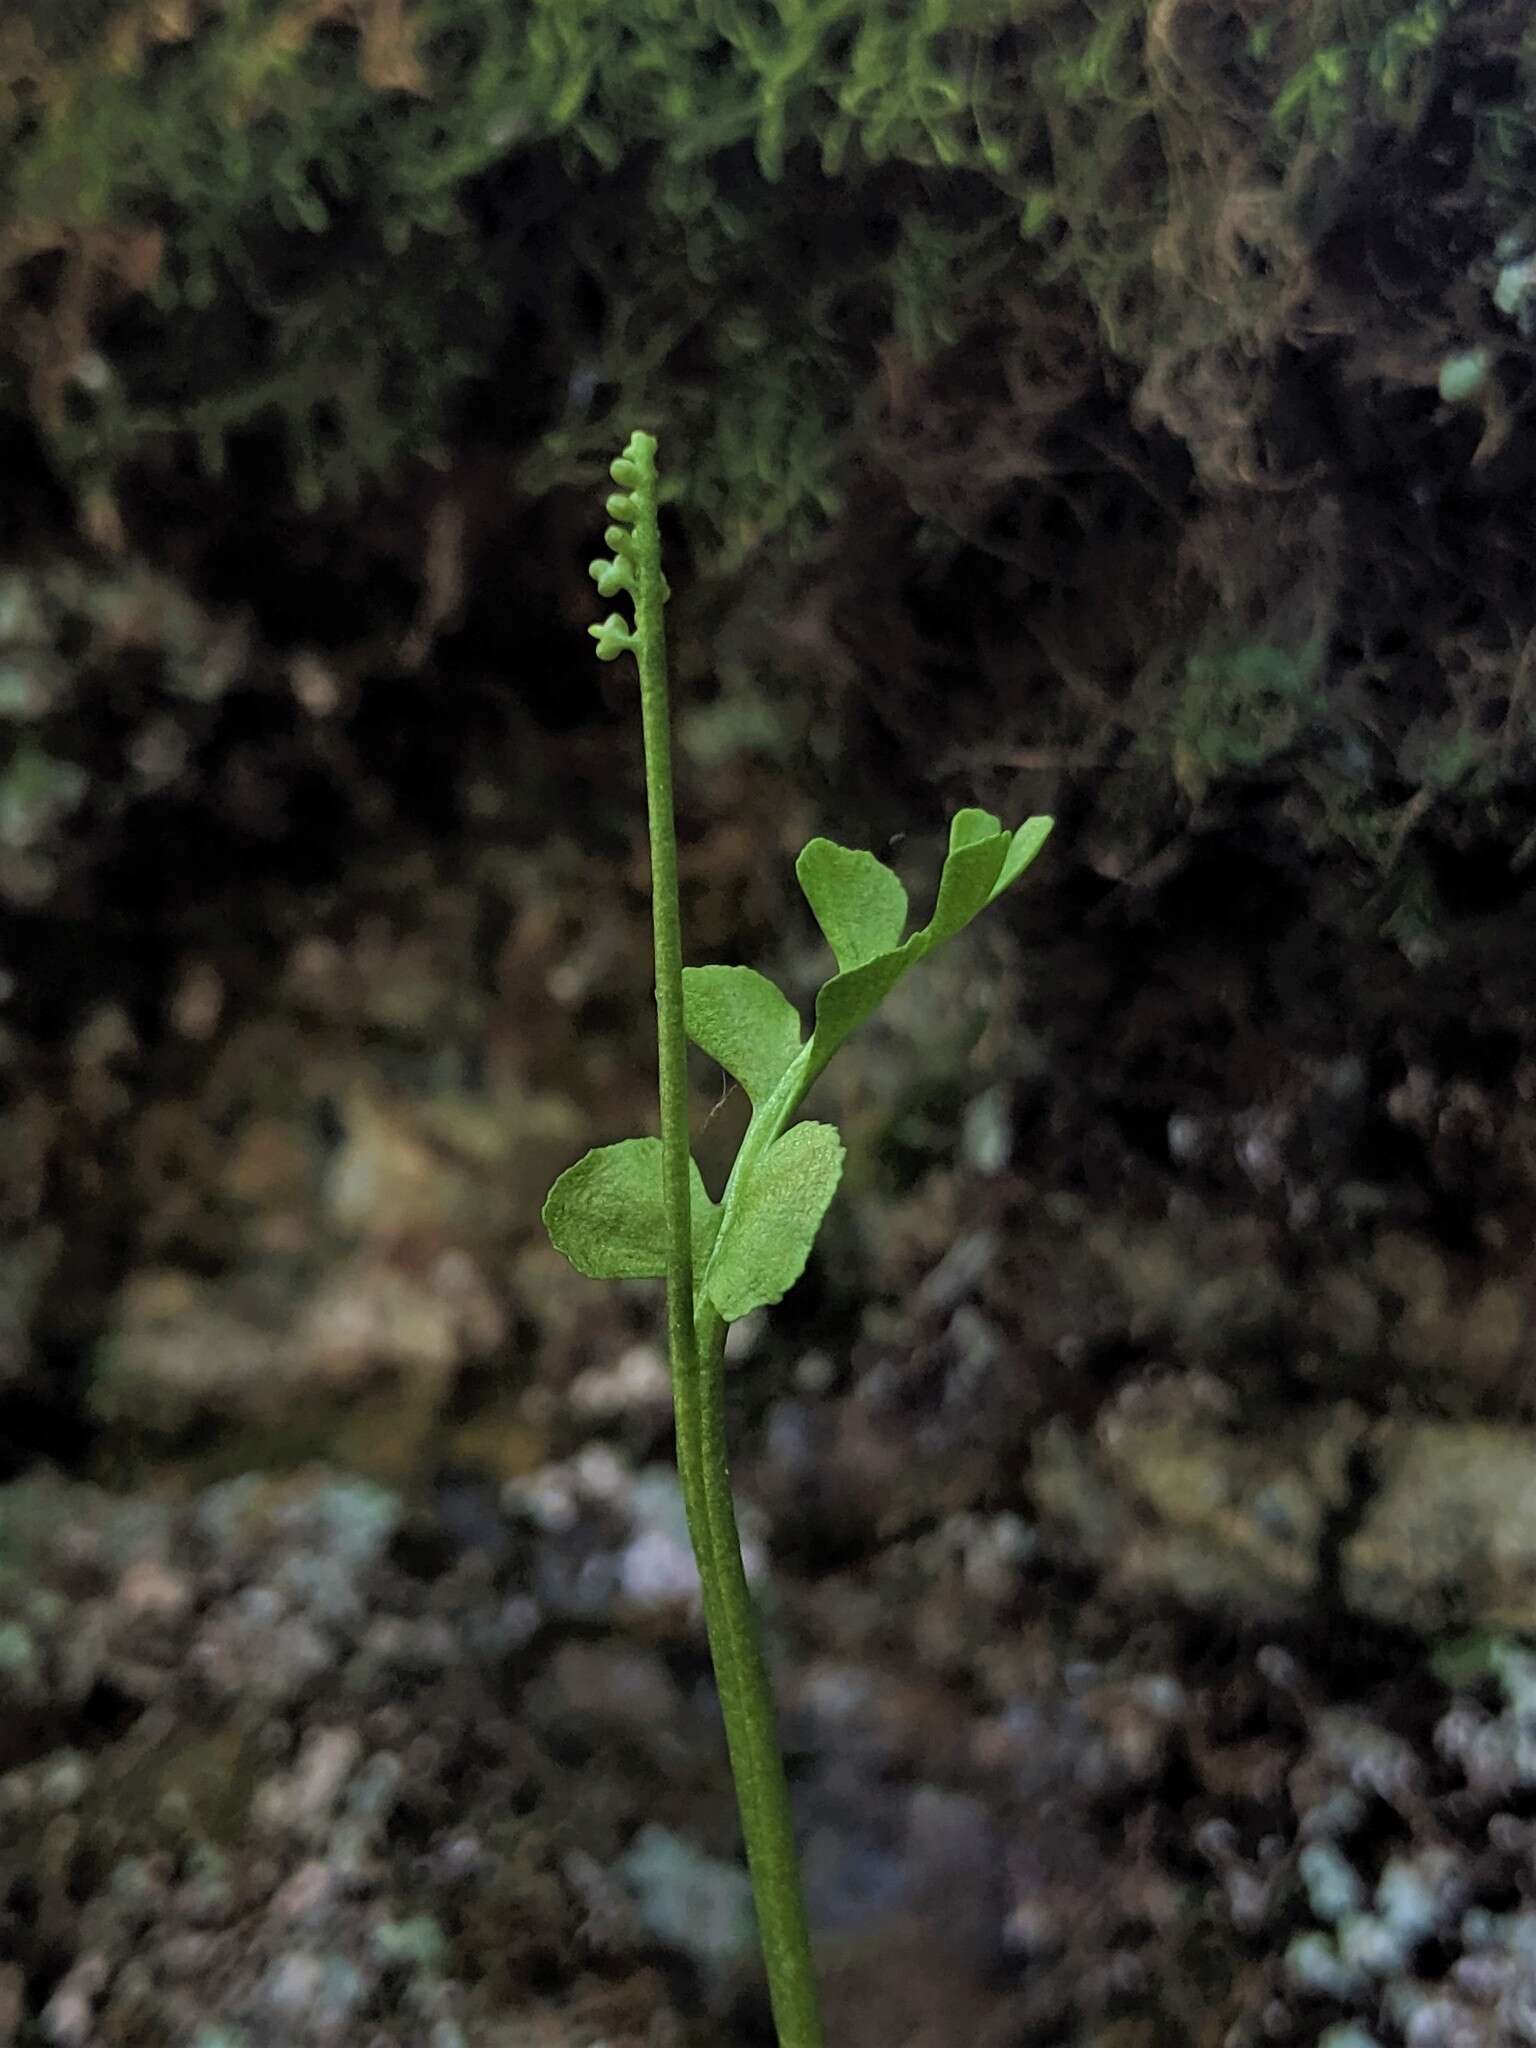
(695, 1304), (825, 2048)
(624, 434), (825, 2048)
(622, 442), (736, 1720)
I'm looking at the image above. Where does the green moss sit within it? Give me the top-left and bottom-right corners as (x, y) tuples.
(2, 0), (1529, 576)
(16, 0), (1435, 566)
(5, 0), (1535, 974)
(1169, 641), (1325, 803)
(0, 0), (1043, 561)
(1263, 0), (1464, 149)
(9, 0), (1504, 566)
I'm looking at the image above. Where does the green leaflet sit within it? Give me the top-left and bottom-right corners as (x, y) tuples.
(928, 808), (1052, 930)
(795, 837), (908, 970)
(705, 1121), (845, 1321)
(920, 810), (1009, 944)
(683, 964), (803, 1106)
(546, 813), (1055, 1311)
(803, 812), (1055, 1075)
(989, 814), (1054, 902)
(807, 938), (921, 1072)
(542, 1137), (720, 1280)
(947, 806), (1002, 849)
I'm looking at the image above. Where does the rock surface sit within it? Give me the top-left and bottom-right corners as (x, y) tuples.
(1034, 1398), (1536, 1637)
(1343, 1423), (1536, 1635)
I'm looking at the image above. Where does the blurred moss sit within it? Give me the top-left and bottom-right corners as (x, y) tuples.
(2, 0), (1535, 963)
(1170, 641), (1325, 804)
(4, 0), (1518, 569)
(0, 0), (1039, 560)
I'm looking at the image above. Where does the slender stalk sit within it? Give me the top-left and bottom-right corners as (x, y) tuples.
(621, 440), (741, 1729)
(624, 434), (826, 2048)
(694, 1303), (824, 2048)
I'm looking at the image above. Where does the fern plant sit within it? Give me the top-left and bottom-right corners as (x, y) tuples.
(542, 429), (1052, 2048)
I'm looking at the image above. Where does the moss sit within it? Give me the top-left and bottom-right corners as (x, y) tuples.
(9, 0), (1493, 567)
(3, 0), (1535, 963)
(1262, 0), (1465, 150)
(1169, 640), (1325, 804)
(0, 0), (1519, 572)
(0, 0), (1042, 561)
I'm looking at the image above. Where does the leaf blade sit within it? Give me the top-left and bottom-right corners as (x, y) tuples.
(682, 965), (803, 1106)
(947, 806), (1003, 850)
(543, 1138), (719, 1280)
(989, 815), (1054, 902)
(806, 939), (919, 1071)
(796, 837), (908, 971)
(921, 818), (1009, 945)
(706, 1121), (845, 1321)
